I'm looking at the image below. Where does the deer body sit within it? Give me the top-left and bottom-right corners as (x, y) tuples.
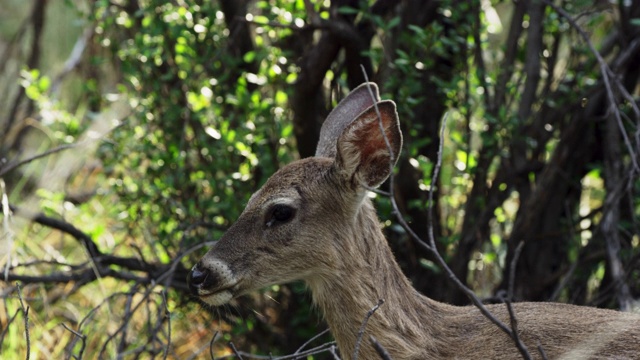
(188, 83), (640, 359)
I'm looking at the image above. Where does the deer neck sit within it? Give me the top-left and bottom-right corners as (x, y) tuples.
(307, 199), (449, 359)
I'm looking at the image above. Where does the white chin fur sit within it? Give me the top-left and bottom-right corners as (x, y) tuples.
(201, 290), (233, 306)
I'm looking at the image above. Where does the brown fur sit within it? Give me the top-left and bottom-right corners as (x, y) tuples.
(188, 83), (640, 359)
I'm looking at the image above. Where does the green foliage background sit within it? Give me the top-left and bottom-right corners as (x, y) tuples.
(1, 0), (639, 358)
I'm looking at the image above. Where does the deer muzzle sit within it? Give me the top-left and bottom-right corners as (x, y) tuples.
(187, 259), (238, 306)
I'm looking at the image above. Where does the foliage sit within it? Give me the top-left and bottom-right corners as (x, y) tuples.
(1, 0), (639, 358)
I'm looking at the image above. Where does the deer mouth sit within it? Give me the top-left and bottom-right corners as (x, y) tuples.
(197, 282), (240, 306)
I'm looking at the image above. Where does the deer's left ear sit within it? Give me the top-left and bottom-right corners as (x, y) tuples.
(334, 100), (402, 189)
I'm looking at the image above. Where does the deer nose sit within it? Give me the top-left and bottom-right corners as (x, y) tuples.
(187, 263), (209, 295)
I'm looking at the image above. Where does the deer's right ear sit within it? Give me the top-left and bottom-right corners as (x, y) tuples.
(334, 101), (402, 189)
(315, 82), (380, 158)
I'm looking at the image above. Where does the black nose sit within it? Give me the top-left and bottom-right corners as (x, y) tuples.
(187, 263), (209, 295)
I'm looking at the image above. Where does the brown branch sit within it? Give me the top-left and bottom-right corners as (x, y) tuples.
(517, 0), (545, 123)
(0, 143), (77, 177)
(4, 0), (47, 138)
(492, 0), (526, 112)
(11, 205), (101, 258)
(292, 31), (340, 157)
(471, 0), (490, 109)
(5, 206), (209, 293)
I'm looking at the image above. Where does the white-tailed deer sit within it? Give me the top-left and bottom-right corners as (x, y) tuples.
(187, 83), (640, 359)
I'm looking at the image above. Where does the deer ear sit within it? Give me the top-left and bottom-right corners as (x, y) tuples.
(315, 83), (380, 158)
(334, 101), (402, 189)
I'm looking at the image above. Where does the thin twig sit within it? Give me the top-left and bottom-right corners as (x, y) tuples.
(183, 335), (215, 360)
(0, 306), (21, 349)
(508, 241), (525, 299)
(353, 299), (384, 360)
(0, 143), (77, 177)
(370, 336), (391, 360)
(229, 342), (244, 360)
(209, 331), (219, 360)
(293, 328), (330, 356)
(226, 341), (338, 360)
(329, 345), (341, 360)
(502, 241), (534, 360)
(60, 323), (87, 360)
(16, 283), (31, 360)
(537, 341), (549, 360)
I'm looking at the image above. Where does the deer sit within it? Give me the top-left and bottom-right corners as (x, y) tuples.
(187, 82), (640, 359)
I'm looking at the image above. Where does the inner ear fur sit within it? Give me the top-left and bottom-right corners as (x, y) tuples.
(335, 101), (402, 189)
(315, 82), (380, 158)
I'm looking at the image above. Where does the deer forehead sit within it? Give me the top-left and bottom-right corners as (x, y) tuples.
(247, 157), (334, 208)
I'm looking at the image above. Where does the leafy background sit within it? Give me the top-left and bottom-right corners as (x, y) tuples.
(1, 0), (639, 358)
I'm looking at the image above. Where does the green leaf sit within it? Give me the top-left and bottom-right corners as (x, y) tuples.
(253, 15), (269, 24)
(275, 90), (287, 105)
(387, 16), (400, 29)
(337, 6), (358, 15)
(243, 51), (256, 63)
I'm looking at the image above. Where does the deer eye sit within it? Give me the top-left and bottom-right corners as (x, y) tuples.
(266, 204), (295, 228)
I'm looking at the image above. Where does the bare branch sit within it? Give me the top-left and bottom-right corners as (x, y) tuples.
(209, 331), (219, 360)
(369, 336), (391, 360)
(4, 0), (47, 136)
(60, 322), (87, 360)
(294, 328), (330, 355)
(353, 299), (384, 360)
(329, 345), (340, 360)
(0, 142), (77, 178)
(508, 242), (526, 299)
(229, 342), (244, 360)
(16, 283), (31, 360)
(537, 342), (549, 360)
(501, 241), (535, 360)
(0, 303), (20, 349)
(222, 341), (338, 360)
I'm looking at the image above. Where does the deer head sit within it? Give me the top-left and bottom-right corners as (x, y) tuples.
(186, 83), (402, 307)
